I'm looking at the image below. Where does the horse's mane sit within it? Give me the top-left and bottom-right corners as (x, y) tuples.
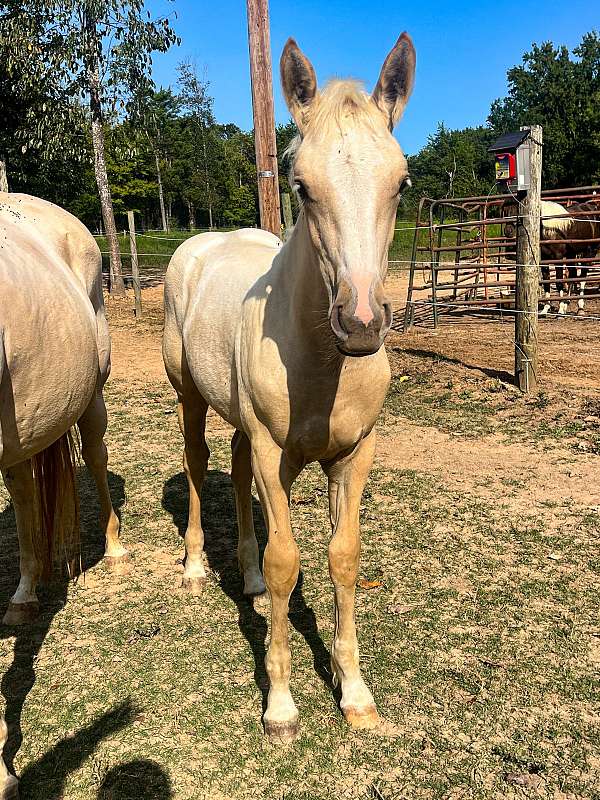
(284, 80), (384, 174)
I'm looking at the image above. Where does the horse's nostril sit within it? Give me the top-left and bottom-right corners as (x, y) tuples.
(330, 305), (349, 340)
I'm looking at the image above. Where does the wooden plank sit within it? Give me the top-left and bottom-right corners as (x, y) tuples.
(127, 211), (143, 318)
(515, 125), (542, 393)
(246, 0), (281, 237)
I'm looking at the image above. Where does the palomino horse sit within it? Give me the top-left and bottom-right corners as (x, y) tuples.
(540, 199), (600, 315)
(0, 194), (127, 796)
(163, 34), (415, 739)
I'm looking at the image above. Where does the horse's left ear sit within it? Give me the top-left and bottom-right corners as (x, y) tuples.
(372, 32), (416, 129)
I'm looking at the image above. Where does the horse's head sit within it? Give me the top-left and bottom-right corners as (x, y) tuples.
(281, 34), (416, 356)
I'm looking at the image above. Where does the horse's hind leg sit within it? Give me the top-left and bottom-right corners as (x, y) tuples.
(231, 430), (265, 596)
(1, 461), (40, 625)
(78, 392), (128, 571)
(177, 389), (210, 593)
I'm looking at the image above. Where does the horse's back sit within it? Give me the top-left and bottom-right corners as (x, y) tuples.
(0, 218), (99, 468)
(164, 228), (281, 422)
(165, 228), (281, 318)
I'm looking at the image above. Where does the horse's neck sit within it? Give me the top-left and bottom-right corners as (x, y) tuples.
(274, 212), (342, 365)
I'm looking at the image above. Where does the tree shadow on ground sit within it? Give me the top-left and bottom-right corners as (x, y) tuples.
(0, 468), (126, 782)
(162, 469), (335, 714)
(398, 346), (515, 384)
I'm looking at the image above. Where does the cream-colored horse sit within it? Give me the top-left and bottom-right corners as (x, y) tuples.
(163, 34), (415, 739)
(0, 194), (127, 794)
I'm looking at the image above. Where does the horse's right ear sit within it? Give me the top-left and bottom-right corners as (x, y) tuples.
(280, 38), (317, 133)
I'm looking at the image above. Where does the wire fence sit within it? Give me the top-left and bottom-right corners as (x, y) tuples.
(99, 193), (600, 328)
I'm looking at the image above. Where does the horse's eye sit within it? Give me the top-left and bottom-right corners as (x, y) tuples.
(399, 176), (412, 194)
(294, 179), (309, 202)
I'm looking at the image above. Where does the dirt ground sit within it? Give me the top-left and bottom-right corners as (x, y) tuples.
(107, 284), (600, 514)
(0, 284), (599, 799)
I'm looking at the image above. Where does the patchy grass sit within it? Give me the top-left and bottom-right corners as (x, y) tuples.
(1, 374), (599, 799)
(385, 346), (600, 454)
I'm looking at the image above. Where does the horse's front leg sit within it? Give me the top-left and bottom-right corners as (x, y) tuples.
(251, 436), (301, 741)
(322, 430), (380, 729)
(578, 265), (587, 315)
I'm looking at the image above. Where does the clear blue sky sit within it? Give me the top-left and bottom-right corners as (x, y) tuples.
(147, 0), (598, 155)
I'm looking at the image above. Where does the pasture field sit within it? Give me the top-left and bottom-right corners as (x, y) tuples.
(0, 287), (599, 799)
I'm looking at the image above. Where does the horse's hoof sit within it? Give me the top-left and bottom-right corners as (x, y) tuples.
(243, 574), (267, 598)
(104, 552), (131, 575)
(0, 774), (19, 800)
(2, 601), (39, 626)
(577, 308), (586, 317)
(182, 576), (206, 595)
(343, 704), (381, 730)
(263, 716), (299, 743)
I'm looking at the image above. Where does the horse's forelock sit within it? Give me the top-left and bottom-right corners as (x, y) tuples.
(283, 80), (387, 183)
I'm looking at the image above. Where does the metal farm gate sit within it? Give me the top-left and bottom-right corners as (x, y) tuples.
(402, 185), (600, 329)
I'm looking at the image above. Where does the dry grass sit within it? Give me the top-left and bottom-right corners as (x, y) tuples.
(0, 294), (599, 799)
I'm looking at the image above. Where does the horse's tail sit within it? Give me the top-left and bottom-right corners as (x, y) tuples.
(31, 429), (81, 579)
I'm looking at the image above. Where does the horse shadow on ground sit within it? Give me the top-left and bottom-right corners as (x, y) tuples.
(397, 346), (515, 385)
(0, 468), (166, 798)
(162, 469), (337, 714)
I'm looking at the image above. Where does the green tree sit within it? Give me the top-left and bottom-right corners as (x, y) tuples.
(0, 0), (178, 293)
(177, 60), (218, 229)
(488, 33), (600, 187)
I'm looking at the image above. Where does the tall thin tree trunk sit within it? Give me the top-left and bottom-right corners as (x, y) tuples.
(84, 9), (125, 296)
(154, 150), (168, 232)
(187, 200), (195, 230)
(200, 125), (213, 230)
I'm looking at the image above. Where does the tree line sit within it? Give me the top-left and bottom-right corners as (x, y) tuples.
(1, 2), (599, 283)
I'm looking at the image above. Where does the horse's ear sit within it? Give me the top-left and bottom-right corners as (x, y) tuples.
(372, 32), (416, 129)
(280, 38), (317, 133)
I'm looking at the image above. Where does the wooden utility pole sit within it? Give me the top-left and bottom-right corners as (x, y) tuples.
(515, 125), (542, 393)
(246, 0), (281, 237)
(0, 160), (8, 192)
(127, 211), (142, 318)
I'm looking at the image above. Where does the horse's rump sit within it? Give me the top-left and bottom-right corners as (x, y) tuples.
(31, 429), (81, 579)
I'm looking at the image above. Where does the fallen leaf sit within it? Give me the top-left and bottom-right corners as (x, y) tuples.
(357, 579), (383, 590)
(547, 553), (562, 561)
(504, 772), (542, 788)
(398, 375), (410, 383)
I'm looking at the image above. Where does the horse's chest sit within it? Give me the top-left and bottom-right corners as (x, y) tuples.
(243, 346), (390, 461)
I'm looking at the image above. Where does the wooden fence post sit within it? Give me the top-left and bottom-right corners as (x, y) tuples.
(515, 125), (542, 393)
(281, 192), (293, 240)
(127, 211), (142, 318)
(0, 160), (8, 193)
